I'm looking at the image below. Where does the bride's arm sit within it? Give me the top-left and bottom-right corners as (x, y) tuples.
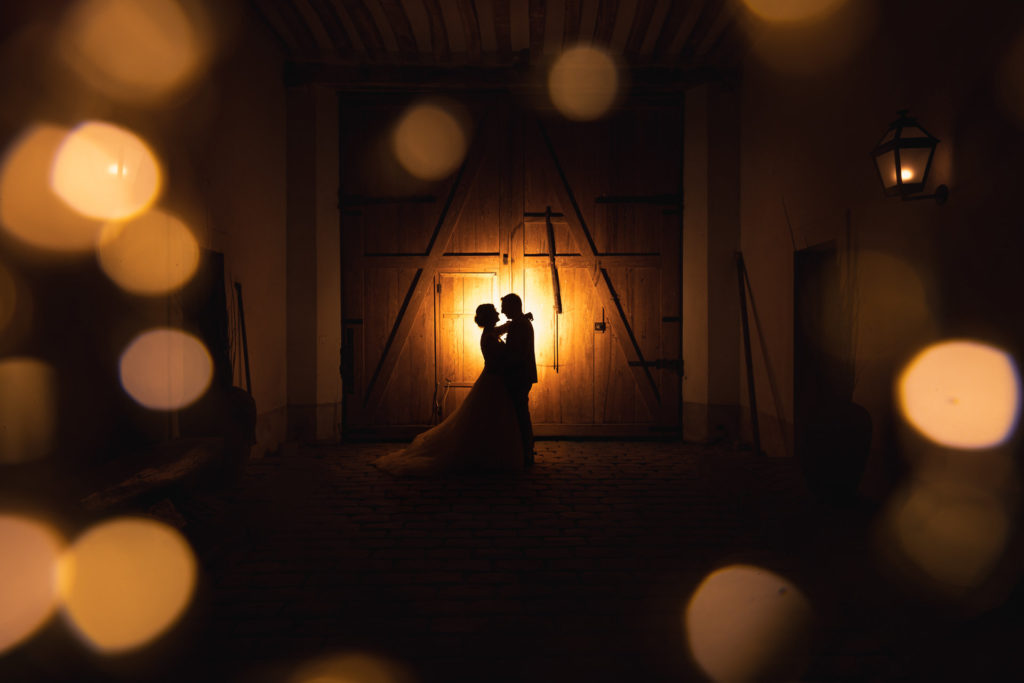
(495, 321), (512, 335)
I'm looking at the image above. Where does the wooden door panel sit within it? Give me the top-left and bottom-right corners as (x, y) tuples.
(448, 135), (502, 255)
(557, 267), (597, 425)
(362, 267), (435, 425)
(438, 272), (496, 418)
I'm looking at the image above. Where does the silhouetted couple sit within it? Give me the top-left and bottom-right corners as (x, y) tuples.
(374, 293), (537, 476)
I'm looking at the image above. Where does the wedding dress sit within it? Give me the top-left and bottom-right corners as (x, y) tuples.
(372, 329), (524, 476)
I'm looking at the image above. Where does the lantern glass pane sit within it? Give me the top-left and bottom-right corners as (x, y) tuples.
(899, 125), (930, 141)
(898, 147), (932, 185)
(875, 150), (898, 189)
(879, 128), (897, 145)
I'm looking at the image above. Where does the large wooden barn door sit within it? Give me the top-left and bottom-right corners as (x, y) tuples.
(519, 101), (683, 435)
(340, 93), (681, 437)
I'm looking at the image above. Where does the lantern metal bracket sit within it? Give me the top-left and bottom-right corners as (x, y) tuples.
(900, 184), (949, 204)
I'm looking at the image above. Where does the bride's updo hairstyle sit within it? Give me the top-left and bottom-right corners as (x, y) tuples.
(474, 303), (497, 328)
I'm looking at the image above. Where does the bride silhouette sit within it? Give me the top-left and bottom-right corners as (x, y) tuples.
(372, 302), (526, 476)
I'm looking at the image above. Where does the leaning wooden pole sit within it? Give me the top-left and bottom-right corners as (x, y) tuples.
(234, 282), (253, 397)
(736, 252), (762, 456)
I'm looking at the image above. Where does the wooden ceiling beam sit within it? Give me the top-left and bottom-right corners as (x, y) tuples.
(284, 61), (726, 90)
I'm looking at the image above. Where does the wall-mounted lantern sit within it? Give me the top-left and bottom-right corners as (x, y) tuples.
(871, 110), (949, 204)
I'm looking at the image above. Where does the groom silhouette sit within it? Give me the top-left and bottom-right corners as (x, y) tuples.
(500, 293), (537, 466)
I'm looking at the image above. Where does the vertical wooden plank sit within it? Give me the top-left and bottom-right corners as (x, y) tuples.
(561, 267), (595, 424)
(525, 263), (558, 424)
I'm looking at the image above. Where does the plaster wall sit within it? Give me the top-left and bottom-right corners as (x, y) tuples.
(739, 0), (1024, 488)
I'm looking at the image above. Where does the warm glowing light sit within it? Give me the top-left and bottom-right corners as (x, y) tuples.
(97, 209), (200, 295)
(51, 121), (162, 221)
(548, 46), (619, 121)
(291, 652), (413, 683)
(59, 517), (196, 653)
(745, 0), (874, 75)
(742, 0), (847, 23)
(900, 168), (914, 181)
(685, 564), (813, 682)
(886, 480), (1012, 590)
(0, 358), (57, 465)
(392, 101), (468, 181)
(119, 328), (213, 410)
(0, 516), (64, 654)
(57, 0), (211, 104)
(898, 340), (1022, 450)
(0, 124), (106, 252)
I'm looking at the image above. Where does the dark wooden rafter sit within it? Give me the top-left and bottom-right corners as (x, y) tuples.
(678, 0), (721, 64)
(693, 4), (739, 59)
(250, 0), (301, 55)
(625, 0), (657, 56)
(651, 0), (692, 60)
(562, 0), (581, 46)
(593, 0), (619, 45)
(306, 0), (353, 53)
(456, 0), (483, 60)
(294, 0), (339, 53)
(493, 0), (513, 57)
(255, 0), (318, 58)
(528, 0), (546, 61)
(344, 0), (387, 57)
(379, 0), (419, 56)
(535, 118), (661, 417)
(421, 0), (452, 62)
(363, 126), (486, 416)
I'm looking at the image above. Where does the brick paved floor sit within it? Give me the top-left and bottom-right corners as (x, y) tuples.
(4, 440), (1023, 682)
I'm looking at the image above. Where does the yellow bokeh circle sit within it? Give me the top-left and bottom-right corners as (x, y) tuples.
(685, 564), (813, 682)
(742, 0), (848, 23)
(119, 328), (213, 410)
(898, 340), (1022, 450)
(58, 0), (211, 104)
(0, 515), (64, 654)
(392, 102), (468, 181)
(548, 46), (620, 121)
(50, 121), (162, 222)
(0, 124), (106, 252)
(98, 209), (200, 295)
(59, 517), (197, 653)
